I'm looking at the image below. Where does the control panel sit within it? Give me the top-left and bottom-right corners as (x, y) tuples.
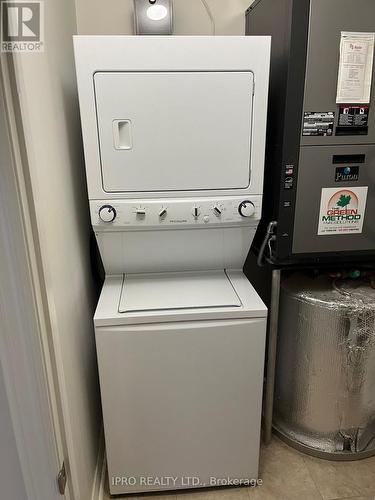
(90, 196), (262, 230)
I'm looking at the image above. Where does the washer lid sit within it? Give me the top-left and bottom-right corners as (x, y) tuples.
(118, 271), (241, 313)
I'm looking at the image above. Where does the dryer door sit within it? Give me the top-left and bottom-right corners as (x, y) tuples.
(94, 71), (254, 193)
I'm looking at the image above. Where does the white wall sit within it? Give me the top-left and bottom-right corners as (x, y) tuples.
(11, 0), (101, 498)
(0, 361), (27, 500)
(75, 0), (252, 35)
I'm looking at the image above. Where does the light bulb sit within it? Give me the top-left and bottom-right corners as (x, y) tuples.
(146, 4), (168, 21)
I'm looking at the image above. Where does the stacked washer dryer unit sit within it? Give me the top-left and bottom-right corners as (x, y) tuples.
(74, 36), (270, 495)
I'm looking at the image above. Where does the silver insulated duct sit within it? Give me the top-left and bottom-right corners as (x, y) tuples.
(274, 272), (375, 460)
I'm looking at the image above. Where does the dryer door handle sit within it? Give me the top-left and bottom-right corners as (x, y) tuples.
(113, 119), (133, 150)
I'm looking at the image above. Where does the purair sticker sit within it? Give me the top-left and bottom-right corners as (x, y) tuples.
(318, 186), (368, 235)
(335, 166), (359, 182)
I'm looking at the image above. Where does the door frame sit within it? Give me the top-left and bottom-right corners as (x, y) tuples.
(0, 53), (71, 500)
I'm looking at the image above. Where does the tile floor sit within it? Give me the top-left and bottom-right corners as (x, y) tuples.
(105, 436), (375, 500)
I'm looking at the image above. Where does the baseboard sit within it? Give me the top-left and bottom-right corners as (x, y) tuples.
(91, 426), (106, 500)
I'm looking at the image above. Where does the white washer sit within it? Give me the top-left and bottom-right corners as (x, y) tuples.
(95, 271), (266, 495)
(73, 36), (271, 495)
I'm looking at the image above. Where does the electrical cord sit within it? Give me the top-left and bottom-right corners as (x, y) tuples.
(268, 234), (277, 259)
(257, 221), (277, 267)
(170, 0), (215, 35)
(200, 0), (215, 35)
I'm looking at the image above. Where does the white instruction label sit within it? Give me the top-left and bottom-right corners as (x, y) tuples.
(318, 186), (368, 235)
(336, 32), (375, 104)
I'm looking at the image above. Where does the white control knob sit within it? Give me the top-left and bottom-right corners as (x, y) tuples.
(99, 205), (116, 223)
(238, 200), (255, 218)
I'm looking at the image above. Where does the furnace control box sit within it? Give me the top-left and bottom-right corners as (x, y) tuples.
(246, 0), (375, 265)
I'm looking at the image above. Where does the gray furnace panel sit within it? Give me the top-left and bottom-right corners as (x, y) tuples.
(293, 145), (375, 254)
(301, 0), (375, 147)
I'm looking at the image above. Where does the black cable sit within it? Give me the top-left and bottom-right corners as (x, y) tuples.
(257, 220), (277, 267)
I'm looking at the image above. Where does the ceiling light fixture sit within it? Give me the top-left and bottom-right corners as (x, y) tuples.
(146, 4), (168, 21)
(134, 0), (173, 35)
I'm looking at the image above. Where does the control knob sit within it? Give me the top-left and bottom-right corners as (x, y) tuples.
(192, 206), (200, 218)
(136, 209), (146, 217)
(213, 205), (222, 216)
(238, 200), (255, 218)
(99, 205), (116, 223)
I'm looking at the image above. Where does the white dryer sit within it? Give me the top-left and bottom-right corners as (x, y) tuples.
(74, 36), (271, 495)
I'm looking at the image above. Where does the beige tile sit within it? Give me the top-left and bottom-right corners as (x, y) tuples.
(247, 475), (322, 500)
(342, 497), (375, 500)
(177, 486), (250, 500)
(102, 436), (375, 500)
(136, 495), (177, 500)
(303, 452), (375, 500)
(259, 436), (307, 475)
(104, 492), (177, 500)
(342, 456), (375, 496)
(248, 437), (322, 500)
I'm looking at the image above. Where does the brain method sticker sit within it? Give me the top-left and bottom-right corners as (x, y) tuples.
(318, 186), (368, 235)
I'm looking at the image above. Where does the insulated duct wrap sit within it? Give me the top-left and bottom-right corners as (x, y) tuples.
(274, 273), (375, 459)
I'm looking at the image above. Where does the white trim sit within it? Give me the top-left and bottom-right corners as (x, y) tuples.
(98, 456), (107, 500)
(91, 427), (106, 500)
(0, 54), (71, 500)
